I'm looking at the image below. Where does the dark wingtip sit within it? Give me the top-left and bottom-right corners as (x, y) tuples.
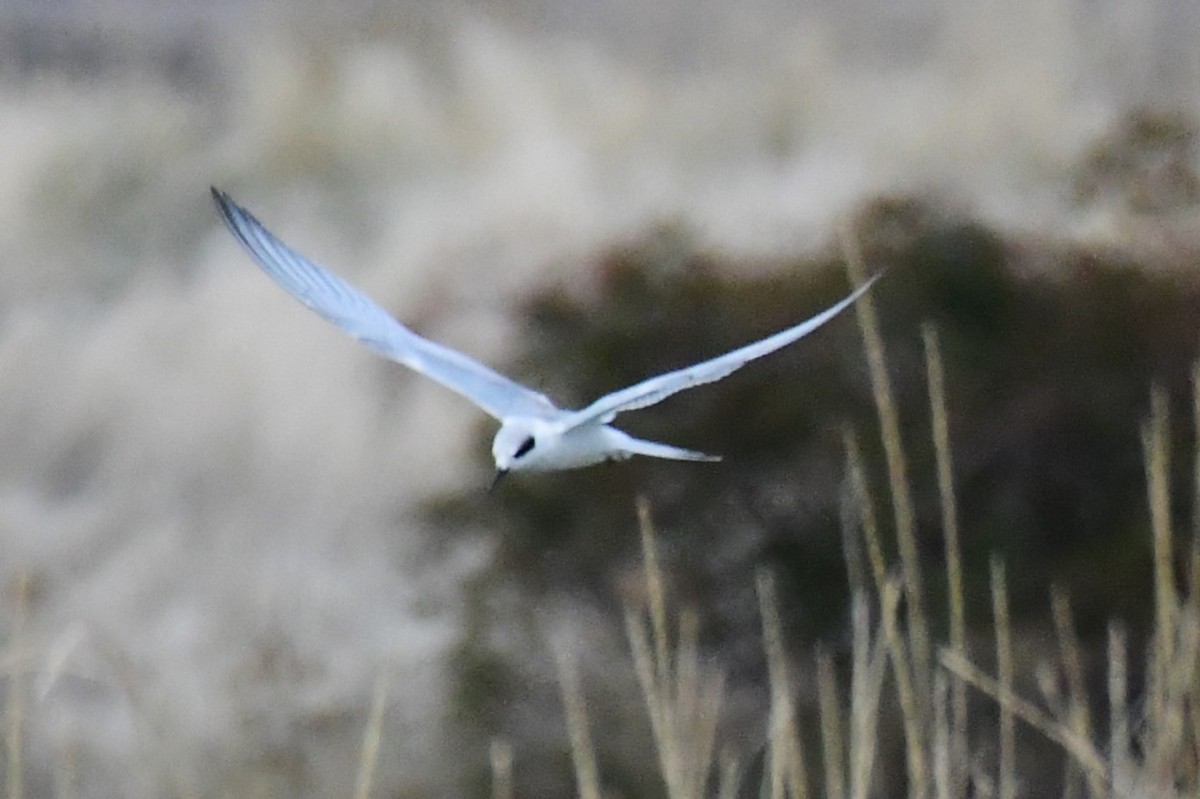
(210, 187), (251, 236)
(210, 186), (232, 213)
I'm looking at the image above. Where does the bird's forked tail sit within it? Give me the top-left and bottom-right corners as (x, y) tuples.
(622, 437), (721, 463)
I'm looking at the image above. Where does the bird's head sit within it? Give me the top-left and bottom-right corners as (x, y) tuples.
(491, 418), (546, 481)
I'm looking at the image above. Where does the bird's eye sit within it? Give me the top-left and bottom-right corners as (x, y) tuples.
(514, 436), (535, 459)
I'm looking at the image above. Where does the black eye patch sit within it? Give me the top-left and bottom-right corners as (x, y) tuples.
(514, 436), (535, 459)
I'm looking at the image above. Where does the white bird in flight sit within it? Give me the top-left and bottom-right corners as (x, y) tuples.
(212, 188), (880, 487)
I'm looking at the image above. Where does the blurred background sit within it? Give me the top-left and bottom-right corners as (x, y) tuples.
(1, 0), (1199, 796)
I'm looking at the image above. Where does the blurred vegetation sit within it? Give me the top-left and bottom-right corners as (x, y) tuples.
(424, 182), (1200, 793)
(1074, 107), (1200, 212)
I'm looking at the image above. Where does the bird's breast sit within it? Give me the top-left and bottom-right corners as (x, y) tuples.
(520, 425), (627, 472)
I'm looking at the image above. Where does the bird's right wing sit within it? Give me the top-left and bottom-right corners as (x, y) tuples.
(212, 188), (558, 421)
(559, 272), (880, 431)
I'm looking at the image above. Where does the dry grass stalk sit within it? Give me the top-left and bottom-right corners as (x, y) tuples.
(1142, 386), (1178, 738)
(1156, 607), (1200, 789)
(848, 592), (891, 799)
(758, 571), (809, 799)
(923, 324), (970, 796)
(628, 500), (725, 799)
(1192, 577), (1200, 758)
(932, 671), (952, 799)
(846, 415), (930, 799)
(1187, 620), (1200, 792)
(880, 576), (928, 799)
(637, 497), (671, 703)
(939, 649), (1108, 789)
(1187, 364), (1200, 776)
(554, 646), (601, 799)
(990, 557), (1016, 799)
(715, 749), (741, 799)
(840, 222), (931, 713)
(490, 739), (513, 799)
(1050, 587), (1104, 799)
(840, 472), (869, 595)
(1140, 386), (1200, 788)
(842, 428), (889, 595)
(845, 427), (926, 798)
(353, 669), (391, 799)
(1192, 361), (1200, 601)
(1049, 588), (1089, 736)
(1107, 624), (1131, 798)
(816, 646), (845, 799)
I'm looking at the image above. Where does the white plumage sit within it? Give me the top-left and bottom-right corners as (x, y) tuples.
(212, 188), (880, 484)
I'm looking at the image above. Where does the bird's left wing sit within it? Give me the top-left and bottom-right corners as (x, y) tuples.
(212, 188), (558, 421)
(559, 272), (880, 431)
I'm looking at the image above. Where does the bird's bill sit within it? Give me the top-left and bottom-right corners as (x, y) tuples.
(488, 469), (508, 494)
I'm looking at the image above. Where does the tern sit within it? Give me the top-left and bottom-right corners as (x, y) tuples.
(212, 188), (879, 486)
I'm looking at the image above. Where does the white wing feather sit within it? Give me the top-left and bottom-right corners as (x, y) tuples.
(212, 188), (558, 421)
(560, 272), (880, 430)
